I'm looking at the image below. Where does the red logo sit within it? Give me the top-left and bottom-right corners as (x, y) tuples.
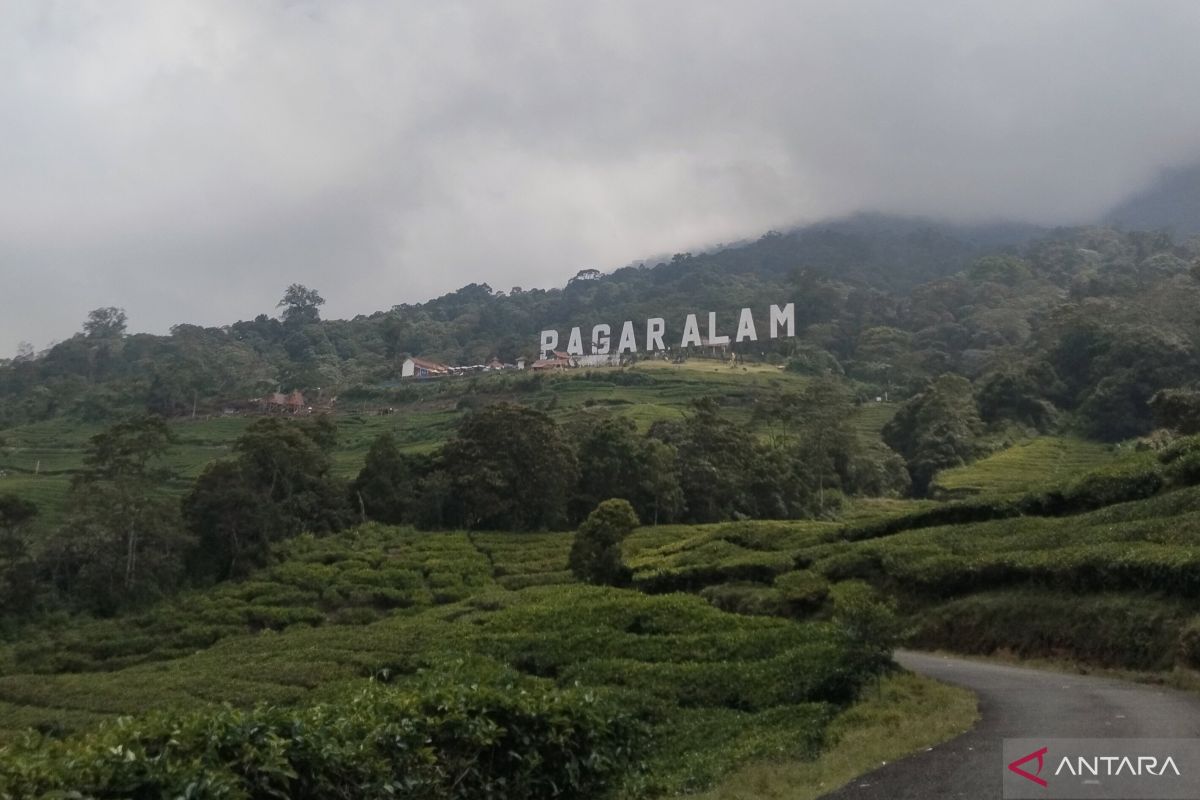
(1009, 747), (1049, 787)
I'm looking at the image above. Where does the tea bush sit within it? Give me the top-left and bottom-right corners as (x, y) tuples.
(0, 672), (647, 800)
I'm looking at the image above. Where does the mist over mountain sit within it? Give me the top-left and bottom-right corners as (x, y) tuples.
(1104, 164), (1200, 236)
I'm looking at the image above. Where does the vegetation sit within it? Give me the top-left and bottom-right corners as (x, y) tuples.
(6, 215), (1200, 794)
(0, 675), (644, 800)
(569, 499), (639, 586)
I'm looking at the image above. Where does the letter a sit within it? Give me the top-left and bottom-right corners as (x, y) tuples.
(735, 308), (758, 342)
(567, 327), (584, 356)
(618, 321), (638, 354)
(680, 314), (702, 347)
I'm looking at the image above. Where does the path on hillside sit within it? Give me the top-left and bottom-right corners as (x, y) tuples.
(819, 651), (1200, 800)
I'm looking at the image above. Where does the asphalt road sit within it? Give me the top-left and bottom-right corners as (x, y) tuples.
(819, 650), (1200, 800)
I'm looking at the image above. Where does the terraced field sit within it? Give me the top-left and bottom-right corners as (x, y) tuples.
(0, 520), (885, 796)
(930, 436), (1116, 498)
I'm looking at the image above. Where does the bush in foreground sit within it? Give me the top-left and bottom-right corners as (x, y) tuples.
(0, 673), (646, 800)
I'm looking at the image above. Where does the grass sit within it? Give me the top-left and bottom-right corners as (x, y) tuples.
(930, 436), (1116, 498)
(692, 672), (977, 800)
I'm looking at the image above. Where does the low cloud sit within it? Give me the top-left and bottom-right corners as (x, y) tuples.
(4, 0), (1200, 353)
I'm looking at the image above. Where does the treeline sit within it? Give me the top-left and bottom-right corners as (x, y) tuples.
(0, 384), (909, 620)
(4, 222), (1200, 449)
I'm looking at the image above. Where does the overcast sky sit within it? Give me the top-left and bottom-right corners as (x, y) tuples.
(4, 1), (1200, 355)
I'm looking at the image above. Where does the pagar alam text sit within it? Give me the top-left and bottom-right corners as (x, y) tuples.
(539, 303), (795, 357)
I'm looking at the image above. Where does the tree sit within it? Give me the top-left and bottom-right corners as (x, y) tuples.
(0, 494), (37, 535)
(278, 284), (326, 325)
(51, 415), (189, 613)
(351, 433), (424, 524)
(882, 375), (984, 496)
(0, 495), (38, 616)
(83, 307), (127, 338)
(183, 417), (352, 582)
(977, 369), (1057, 431)
(183, 461), (276, 582)
(792, 380), (858, 513)
(568, 499), (638, 585)
(441, 404), (577, 530)
(657, 399), (758, 523)
(640, 439), (684, 525)
(572, 417), (645, 520)
(1150, 389), (1200, 435)
(830, 580), (898, 677)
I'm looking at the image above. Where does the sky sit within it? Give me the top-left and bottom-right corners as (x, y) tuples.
(4, 1), (1200, 356)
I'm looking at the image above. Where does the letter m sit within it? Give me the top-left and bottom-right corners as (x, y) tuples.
(770, 303), (795, 338)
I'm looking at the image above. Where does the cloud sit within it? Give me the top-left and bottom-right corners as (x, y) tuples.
(3, 0), (1200, 354)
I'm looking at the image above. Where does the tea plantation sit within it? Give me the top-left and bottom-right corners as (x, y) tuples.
(624, 441), (1200, 671)
(3, 366), (1183, 798)
(0, 520), (905, 798)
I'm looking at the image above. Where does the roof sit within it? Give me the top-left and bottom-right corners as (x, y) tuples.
(407, 356), (449, 371)
(531, 356), (573, 369)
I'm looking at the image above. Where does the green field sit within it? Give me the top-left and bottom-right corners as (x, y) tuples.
(930, 436), (1117, 498)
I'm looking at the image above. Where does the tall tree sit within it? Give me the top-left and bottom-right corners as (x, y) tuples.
(441, 403), (577, 530)
(82, 307), (127, 338)
(278, 284), (326, 326)
(882, 374), (984, 495)
(52, 415), (188, 613)
(0, 495), (38, 616)
(351, 432), (424, 524)
(184, 416), (351, 582)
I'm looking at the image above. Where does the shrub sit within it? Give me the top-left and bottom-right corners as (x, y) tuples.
(569, 500), (639, 586)
(908, 590), (1187, 670)
(1066, 457), (1163, 505)
(699, 583), (785, 616)
(773, 571), (831, 616)
(0, 674), (647, 800)
(830, 580), (898, 675)
(1177, 618), (1200, 669)
(1160, 436), (1200, 488)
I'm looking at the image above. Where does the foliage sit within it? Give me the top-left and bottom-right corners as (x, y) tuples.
(440, 403), (578, 530)
(830, 580), (898, 676)
(277, 283), (326, 326)
(44, 415), (190, 614)
(1150, 389), (1200, 435)
(0, 578), (890, 795)
(82, 307), (128, 339)
(883, 375), (984, 495)
(349, 432), (425, 524)
(0, 495), (38, 618)
(569, 499), (639, 586)
(0, 672), (646, 800)
(184, 417), (353, 582)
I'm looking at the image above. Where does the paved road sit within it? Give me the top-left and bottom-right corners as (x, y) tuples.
(819, 651), (1200, 800)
